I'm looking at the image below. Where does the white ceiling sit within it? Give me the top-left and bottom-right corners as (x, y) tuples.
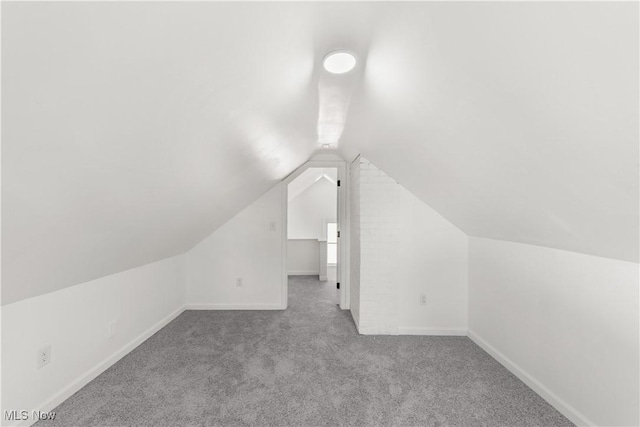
(339, 2), (638, 263)
(2, 2), (637, 304)
(288, 168), (337, 202)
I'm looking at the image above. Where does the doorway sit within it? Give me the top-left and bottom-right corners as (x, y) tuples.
(281, 160), (348, 309)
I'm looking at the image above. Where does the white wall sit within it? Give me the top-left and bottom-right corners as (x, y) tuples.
(1, 255), (186, 427)
(319, 241), (328, 281)
(357, 158), (400, 334)
(468, 237), (639, 427)
(287, 174), (336, 278)
(350, 157), (467, 335)
(395, 178), (468, 335)
(287, 178), (336, 240)
(287, 240), (319, 275)
(186, 185), (283, 309)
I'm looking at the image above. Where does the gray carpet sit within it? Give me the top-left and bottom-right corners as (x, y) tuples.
(38, 276), (572, 426)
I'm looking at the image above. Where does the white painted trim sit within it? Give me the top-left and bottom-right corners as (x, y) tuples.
(468, 329), (595, 427)
(319, 275), (328, 281)
(185, 304), (284, 310)
(321, 219), (339, 244)
(339, 159), (350, 310)
(287, 271), (319, 276)
(280, 181), (288, 309)
(398, 327), (467, 336)
(19, 306), (186, 427)
(281, 157), (350, 311)
(351, 309), (360, 332)
(357, 327), (399, 335)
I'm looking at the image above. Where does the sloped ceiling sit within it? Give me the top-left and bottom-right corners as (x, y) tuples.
(339, 2), (638, 263)
(288, 168), (337, 202)
(2, 2), (637, 304)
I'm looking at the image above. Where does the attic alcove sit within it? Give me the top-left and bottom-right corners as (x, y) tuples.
(2, 2), (637, 426)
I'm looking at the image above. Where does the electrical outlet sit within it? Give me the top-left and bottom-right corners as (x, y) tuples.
(236, 277), (243, 287)
(420, 294), (427, 305)
(108, 320), (117, 338)
(37, 345), (51, 369)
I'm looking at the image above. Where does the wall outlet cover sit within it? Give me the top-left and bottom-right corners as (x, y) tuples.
(37, 345), (51, 369)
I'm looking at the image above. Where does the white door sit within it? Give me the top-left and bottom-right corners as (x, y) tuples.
(335, 176), (341, 305)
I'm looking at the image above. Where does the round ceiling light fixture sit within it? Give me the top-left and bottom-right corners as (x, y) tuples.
(323, 51), (357, 74)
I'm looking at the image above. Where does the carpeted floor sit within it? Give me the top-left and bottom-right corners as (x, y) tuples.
(38, 276), (572, 426)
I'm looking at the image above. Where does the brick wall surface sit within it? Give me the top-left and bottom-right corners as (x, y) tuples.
(351, 157), (400, 334)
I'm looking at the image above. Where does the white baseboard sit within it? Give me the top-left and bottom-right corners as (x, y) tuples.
(319, 275), (328, 281)
(353, 325), (466, 336)
(357, 327), (398, 335)
(185, 304), (284, 310)
(398, 327), (467, 336)
(287, 271), (319, 276)
(22, 306), (186, 427)
(468, 329), (594, 427)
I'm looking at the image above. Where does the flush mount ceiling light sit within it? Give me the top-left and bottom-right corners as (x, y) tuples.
(323, 51), (357, 74)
